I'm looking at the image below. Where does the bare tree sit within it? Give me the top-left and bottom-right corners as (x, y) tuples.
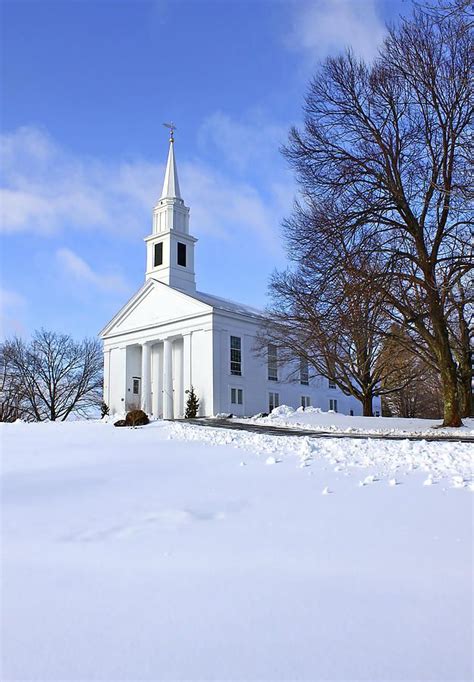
(261, 248), (413, 416)
(282, 4), (472, 426)
(417, 0), (473, 28)
(380, 328), (443, 418)
(0, 343), (27, 422)
(1, 330), (103, 421)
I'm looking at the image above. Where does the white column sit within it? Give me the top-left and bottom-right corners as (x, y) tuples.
(152, 343), (162, 417)
(163, 338), (174, 419)
(103, 348), (111, 407)
(141, 342), (151, 414)
(174, 339), (184, 418)
(183, 333), (192, 393)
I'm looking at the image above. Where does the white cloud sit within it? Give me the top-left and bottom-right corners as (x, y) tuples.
(198, 111), (287, 174)
(0, 127), (162, 236)
(0, 124), (290, 254)
(56, 248), (129, 294)
(0, 288), (26, 309)
(180, 161), (285, 252)
(193, 112), (295, 251)
(0, 287), (27, 337)
(288, 0), (386, 63)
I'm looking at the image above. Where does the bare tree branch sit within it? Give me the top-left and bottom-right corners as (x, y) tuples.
(274, 3), (472, 426)
(0, 330), (103, 422)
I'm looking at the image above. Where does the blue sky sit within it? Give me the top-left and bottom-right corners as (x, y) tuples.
(1, 0), (407, 339)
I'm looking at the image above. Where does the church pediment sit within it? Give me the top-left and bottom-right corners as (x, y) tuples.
(101, 279), (212, 337)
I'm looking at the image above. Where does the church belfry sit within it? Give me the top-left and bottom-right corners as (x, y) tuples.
(145, 125), (197, 292)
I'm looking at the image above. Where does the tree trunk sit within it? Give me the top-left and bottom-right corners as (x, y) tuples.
(427, 282), (463, 427)
(440, 364), (462, 427)
(459, 371), (473, 418)
(455, 297), (471, 418)
(362, 393), (373, 417)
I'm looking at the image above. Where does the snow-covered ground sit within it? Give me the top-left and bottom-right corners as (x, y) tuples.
(1, 420), (473, 681)
(240, 405), (474, 438)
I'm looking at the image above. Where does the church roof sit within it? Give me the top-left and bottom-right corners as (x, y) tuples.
(190, 290), (264, 320)
(100, 278), (264, 338)
(161, 137), (181, 199)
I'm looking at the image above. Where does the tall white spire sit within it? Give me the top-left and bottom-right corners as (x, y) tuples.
(145, 124), (197, 292)
(160, 125), (181, 200)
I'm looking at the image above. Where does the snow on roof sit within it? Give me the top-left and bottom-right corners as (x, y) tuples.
(190, 290), (264, 320)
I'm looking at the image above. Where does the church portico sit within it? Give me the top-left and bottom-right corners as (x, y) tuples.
(124, 335), (188, 419)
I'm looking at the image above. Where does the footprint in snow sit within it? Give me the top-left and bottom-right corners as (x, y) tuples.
(266, 456), (280, 465)
(322, 486), (333, 495)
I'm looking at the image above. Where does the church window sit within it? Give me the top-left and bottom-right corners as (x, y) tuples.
(177, 242), (187, 267)
(132, 377), (140, 395)
(300, 359), (309, 385)
(301, 395), (311, 409)
(268, 392), (279, 412)
(154, 242), (163, 267)
(268, 344), (278, 381)
(231, 388), (243, 405)
(230, 336), (242, 375)
(328, 378), (336, 389)
(329, 399), (338, 412)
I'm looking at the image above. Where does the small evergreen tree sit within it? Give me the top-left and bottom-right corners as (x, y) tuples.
(100, 401), (110, 418)
(185, 386), (199, 418)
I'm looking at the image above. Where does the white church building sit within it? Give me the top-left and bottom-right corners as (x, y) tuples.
(101, 132), (380, 419)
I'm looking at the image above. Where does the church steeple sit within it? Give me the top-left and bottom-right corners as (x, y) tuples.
(160, 130), (181, 200)
(145, 126), (197, 292)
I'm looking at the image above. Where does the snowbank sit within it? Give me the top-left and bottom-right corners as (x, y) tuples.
(243, 405), (474, 438)
(170, 421), (473, 485)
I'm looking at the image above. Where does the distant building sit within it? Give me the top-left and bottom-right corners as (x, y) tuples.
(101, 133), (381, 418)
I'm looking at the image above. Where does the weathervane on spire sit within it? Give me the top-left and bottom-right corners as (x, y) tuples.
(163, 122), (177, 143)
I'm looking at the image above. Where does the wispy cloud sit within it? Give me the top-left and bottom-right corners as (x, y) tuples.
(194, 111), (294, 250)
(0, 287), (27, 337)
(198, 110), (287, 175)
(0, 124), (291, 254)
(287, 0), (386, 63)
(0, 126), (162, 237)
(0, 288), (27, 309)
(56, 248), (130, 294)
(181, 161), (285, 252)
